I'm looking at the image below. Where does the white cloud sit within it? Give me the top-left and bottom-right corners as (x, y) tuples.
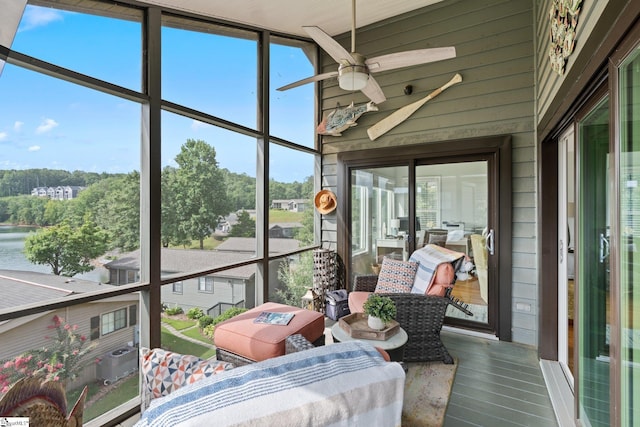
(0, 132), (7, 141)
(191, 120), (207, 130)
(14, 121), (24, 131)
(20, 7), (64, 31)
(28, 145), (41, 152)
(35, 118), (58, 134)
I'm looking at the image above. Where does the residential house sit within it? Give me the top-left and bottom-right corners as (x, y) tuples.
(268, 222), (303, 238)
(1, 0), (639, 426)
(271, 199), (308, 212)
(105, 238), (299, 316)
(31, 185), (85, 200)
(0, 270), (138, 389)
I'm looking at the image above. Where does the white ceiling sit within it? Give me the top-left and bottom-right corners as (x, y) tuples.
(137, 0), (443, 38)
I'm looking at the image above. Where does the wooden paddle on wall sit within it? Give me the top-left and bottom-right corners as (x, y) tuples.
(367, 73), (462, 141)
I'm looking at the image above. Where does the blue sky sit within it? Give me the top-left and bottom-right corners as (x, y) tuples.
(0, 5), (316, 182)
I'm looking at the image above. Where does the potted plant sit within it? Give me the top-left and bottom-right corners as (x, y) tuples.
(363, 294), (397, 330)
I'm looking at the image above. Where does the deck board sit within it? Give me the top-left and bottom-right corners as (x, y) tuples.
(442, 331), (558, 426)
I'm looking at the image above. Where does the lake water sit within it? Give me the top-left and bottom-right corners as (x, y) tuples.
(0, 224), (108, 283)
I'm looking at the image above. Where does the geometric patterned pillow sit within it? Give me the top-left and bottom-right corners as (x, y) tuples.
(140, 347), (234, 411)
(374, 257), (418, 294)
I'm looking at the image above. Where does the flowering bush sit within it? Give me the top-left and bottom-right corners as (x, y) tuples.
(0, 315), (96, 393)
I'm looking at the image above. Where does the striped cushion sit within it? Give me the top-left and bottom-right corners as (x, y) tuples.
(374, 257), (418, 293)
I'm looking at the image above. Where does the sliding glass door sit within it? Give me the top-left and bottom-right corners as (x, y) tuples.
(577, 95), (611, 427)
(344, 141), (506, 335)
(617, 45), (640, 427)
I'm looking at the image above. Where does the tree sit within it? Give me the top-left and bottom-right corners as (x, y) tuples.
(230, 209), (256, 237)
(274, 251), (314, 306)
(24, 217), (108, 276)
(161, 166), (190, 247)
(173, 139), (231, 249)
(94, 172), (140, 251)
(294, 199), (315, 245)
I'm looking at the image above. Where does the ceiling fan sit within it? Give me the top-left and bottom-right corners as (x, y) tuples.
(277, 0), (457, 104)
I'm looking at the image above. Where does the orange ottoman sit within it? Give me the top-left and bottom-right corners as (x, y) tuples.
(214, 302), (325, 365)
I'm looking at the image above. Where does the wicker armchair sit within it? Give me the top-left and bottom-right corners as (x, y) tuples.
(353, 274), (469, 364)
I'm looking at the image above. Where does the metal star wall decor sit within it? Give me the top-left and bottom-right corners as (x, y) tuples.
(548, 0), (583, 75)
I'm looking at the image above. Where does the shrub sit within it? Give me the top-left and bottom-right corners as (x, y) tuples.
(164, 306), (184, 316)
(186, 307), (204, 320)
(198, 315), (214, 329)
(0, 315), (96, 393)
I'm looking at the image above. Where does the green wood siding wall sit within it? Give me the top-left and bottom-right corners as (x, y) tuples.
(319, 0), (538, 345)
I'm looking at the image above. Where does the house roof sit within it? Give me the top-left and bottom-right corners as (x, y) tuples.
(0, 270), (106, 310)
(269, 222), (304, 229)
(104, 244), (285, 280)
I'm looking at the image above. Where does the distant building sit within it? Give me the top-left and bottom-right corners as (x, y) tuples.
(268, 222), (304, 238)
(104, 238), (300, 316)
(271, 199), (308, 212)
(31, 185), (85, 200)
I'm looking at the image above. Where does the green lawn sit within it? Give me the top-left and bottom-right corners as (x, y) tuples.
(182, 326), (213, 344)
(269, 209), (304, 223)
(161, 326), (216, 359)
(162, 317), (196, 330)
(87, 375), (139, 421)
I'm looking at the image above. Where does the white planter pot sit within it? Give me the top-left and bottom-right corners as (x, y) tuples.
(367, 315), (385, 330)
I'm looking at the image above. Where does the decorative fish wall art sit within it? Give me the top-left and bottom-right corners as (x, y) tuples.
(317, 101), (379, 137)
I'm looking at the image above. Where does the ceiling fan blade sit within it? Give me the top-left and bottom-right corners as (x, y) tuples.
(366, 47), (456, 73)
(360, 76), (386, 104)
(276, 71), (339, 91)
(303, 26), (355, 65)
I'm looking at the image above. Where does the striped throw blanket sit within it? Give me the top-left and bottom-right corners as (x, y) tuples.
(135, 341), (405, 427)
(410, 244), (466, 294)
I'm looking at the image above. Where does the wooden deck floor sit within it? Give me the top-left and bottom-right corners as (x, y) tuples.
(442, 331), (558, 427)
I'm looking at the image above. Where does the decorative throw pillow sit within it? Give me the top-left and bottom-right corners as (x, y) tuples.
(374, 257), (418, 294)
(140, 347), (234, 410)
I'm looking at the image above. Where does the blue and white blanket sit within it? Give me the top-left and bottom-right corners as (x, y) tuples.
(410, 244), (466, 294)
(135, 341), (405, 427)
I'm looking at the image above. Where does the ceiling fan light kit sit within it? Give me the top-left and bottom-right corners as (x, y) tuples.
(338, 65), (369, 91)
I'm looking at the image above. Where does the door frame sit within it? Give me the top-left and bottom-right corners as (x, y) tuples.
(557, 124), (575, 386)
(337, 135), (512, 340)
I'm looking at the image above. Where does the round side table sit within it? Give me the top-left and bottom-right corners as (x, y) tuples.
(330, 322), (408, 362)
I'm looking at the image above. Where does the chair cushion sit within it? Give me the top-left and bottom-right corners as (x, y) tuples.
(374, 257), (418, 294)
(348, 291), (372, 313)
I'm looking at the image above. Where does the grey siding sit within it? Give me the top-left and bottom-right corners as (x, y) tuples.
(318, 0), (538, 345)
(161, 276), (250, 313)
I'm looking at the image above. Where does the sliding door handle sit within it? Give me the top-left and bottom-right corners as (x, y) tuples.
(486, 229), (495, 256)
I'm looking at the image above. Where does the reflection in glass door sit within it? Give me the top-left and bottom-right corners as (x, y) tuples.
(416, 162), (490, 326)
(577, 96), (610, 427)
(350, 167), (409, 276)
